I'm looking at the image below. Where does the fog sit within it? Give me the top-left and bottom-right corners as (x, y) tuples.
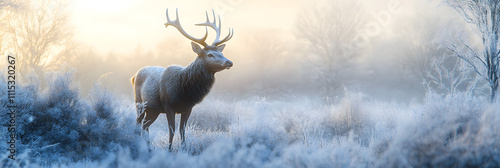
(3, 0), (497, 167)
(45, 0), (469, 104)
(69, 0), (304, 54)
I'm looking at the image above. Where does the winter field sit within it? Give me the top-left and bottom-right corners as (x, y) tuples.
(3, 0), (500, 167)
(1, 73), (499, 167)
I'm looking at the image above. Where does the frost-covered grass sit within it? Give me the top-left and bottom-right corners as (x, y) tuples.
(1, 73), (500, 167)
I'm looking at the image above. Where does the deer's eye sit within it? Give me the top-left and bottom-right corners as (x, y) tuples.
(207, 54), (214, 58)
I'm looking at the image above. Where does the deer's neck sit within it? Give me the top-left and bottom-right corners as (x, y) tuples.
(179, 58), (215, 105)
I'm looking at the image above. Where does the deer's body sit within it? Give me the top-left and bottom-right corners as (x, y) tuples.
(132, 9), (233, 149)
(134, 62), (214, 112)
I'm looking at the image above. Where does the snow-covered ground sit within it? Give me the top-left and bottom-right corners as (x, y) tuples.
(1, 73), (499, 167)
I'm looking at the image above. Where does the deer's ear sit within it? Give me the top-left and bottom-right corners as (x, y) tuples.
(191, 42), (203, 54)
(216, 44), (226, 52)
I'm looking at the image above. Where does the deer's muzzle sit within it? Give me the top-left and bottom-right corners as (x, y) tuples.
(224, 60), (233, 69)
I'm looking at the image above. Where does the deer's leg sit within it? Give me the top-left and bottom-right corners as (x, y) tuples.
(133, 82), (144, 125)
(165, 110), (176, 150)
(137, 107), (146, 126)
(180, 109), (192, 144)
(142, 109), (160, 133)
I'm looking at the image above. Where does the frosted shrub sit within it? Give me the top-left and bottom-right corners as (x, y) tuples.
(377, 92), (494, 167)
(189, 99), (235, 131)
(1, 73), (146, 165)
(3, 73), (500, 167)
(18, 75), (85, 162)
(79, 85), (145, 161)
(321, 93), (373, 145)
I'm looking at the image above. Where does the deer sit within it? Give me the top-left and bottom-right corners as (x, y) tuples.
(131, 9), (233, 149)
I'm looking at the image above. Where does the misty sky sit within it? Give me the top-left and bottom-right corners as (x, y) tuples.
(67, 0), (430, 56)
(60, 0), (475, 101)
(68, 0), (312, 55)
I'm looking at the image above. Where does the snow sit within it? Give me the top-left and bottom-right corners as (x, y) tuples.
(1, 73), (499, 167)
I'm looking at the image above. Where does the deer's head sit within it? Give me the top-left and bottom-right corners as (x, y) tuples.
(165, 9), (233, 72)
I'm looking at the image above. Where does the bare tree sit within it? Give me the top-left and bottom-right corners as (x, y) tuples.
(400, 27), (451, 84)
(423, 52), (476, 95)
(395, 1), (463, 96)
(3, 0), (73, 82)
(0, 0), (21, 54)
(446, 0), (500, 102)
(295, 0), (365, 100)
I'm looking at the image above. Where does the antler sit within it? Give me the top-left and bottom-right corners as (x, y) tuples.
(196, 10), (234, 46)
(165, 8), (209, 47)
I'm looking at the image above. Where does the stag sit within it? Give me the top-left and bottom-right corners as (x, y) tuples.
(131, 9), (233, 149)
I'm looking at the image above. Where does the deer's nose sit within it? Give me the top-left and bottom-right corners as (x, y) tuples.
(225, 60), (233, 67)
